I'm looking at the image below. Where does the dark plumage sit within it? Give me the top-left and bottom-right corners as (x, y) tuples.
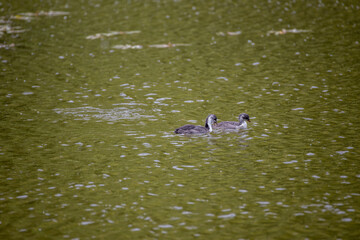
(174, 114), (217, 134)
(215, 113), (251, 130)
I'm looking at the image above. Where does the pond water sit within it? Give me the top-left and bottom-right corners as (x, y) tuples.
(1, 0), (359, 239)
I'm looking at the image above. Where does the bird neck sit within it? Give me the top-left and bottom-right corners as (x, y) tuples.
(239, 120), (247, 128)
(205, 122), (213, 132)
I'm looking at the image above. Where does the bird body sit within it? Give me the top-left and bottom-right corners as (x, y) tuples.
(215, 113), (250, 130)
(174, 114), (217, 134)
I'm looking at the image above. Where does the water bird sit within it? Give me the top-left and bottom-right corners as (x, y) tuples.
(215, 113), (251, 130)
(174, 114), (217, 134)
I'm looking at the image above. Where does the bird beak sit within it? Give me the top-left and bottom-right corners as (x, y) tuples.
(248, 119), (251, 122)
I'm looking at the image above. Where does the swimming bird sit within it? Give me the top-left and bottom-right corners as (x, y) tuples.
(215, 113), (251, 130)
(174, 114), (217, 134)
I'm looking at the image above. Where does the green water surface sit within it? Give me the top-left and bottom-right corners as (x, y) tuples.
(1, 0), (359, 239)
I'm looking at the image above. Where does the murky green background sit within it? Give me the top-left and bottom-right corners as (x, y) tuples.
(1, 0), (359, 239)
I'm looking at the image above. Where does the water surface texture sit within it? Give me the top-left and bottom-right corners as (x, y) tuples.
(1, 1), (359, 239)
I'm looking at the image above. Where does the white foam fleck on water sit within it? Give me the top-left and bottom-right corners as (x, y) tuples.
(138, 153), (151, 156)
(173, 166), (184, 170)
(283, 160), (297, 164)
(185, 226), (198, 230)
(81, 221), (94, 225)
(16, 195), (28, 199)
(158, 224), (173, 228)
(218, 213), (236, 219)
(182, 211), (192, 215)
(336, 151), (348, 155)
(172, 206), (183, 210)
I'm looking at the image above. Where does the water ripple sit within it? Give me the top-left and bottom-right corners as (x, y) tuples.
(54, 106), (154, 121)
